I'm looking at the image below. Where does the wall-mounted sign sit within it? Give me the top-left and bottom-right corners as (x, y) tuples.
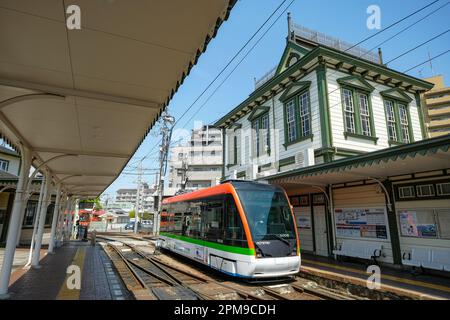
(335, 208), (388, 239)
(297, 216), (312, 229)
(399, 210), (438, 238)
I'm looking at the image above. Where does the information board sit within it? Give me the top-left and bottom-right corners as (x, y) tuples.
(335, 208), (388, 239)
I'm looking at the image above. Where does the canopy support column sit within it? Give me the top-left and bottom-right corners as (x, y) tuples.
(0, 145), (31, 298)
(31, 171), (51, 268)
(48, 184), (61, 254)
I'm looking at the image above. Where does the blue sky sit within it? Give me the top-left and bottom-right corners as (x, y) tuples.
(102, 0), (450, 198)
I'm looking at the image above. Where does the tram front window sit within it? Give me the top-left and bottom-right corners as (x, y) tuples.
(238, 190), (296, 241)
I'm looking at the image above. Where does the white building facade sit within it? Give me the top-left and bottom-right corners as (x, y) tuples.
(218, 25), (429, 182)
(214, 22), (450, 272)
(167, 125), (223, 194)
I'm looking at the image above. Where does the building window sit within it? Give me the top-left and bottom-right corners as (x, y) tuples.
(283, 89), (311, 146)
(341, 87), (375, 138)
(398, 186), (415, 199)
(285, 99), (297, 143)
(416, 184), (435, 197)
(398, 104), (410, 143)
(385, 100), (397, 141)
(384, 99), (413, 144)
(359, 93), (371, 136)
(299, 91), (311, 136)
(0, 159), (9, 172)
(342, 88), (356, 134)
(252, 112), (270, 157)
(436, 182), (450, 196)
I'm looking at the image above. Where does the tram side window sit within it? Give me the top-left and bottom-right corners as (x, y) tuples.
(224, 196), (247, 248)
(202, 199), (225, 244)
(184, 201), (202, 239)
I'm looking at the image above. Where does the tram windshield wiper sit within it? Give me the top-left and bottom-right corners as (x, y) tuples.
(266, 234), (292, 247)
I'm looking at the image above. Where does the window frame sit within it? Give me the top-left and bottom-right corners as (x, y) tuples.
(383, 98), (414, 145)
(282, 88), (313, 148)
(0, 159), (9, 172)
(251, 111), (271, 158)
(340, 85), (377, 142)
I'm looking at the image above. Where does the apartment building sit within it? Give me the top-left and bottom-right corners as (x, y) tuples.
(115, 183), (155, 213)
(167, 125), (223, 194)
(422, 75), (450, 137)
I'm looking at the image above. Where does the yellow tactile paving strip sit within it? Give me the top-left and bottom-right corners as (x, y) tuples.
(302, 259), (450, 294)
(56, 247), (86, 300)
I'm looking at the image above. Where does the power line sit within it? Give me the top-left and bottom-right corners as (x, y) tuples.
(126, 0), (294, 166)
(366, 1), (450, 54)
(385, 28), (450, 65)
(180, 0), (296, 129)
(403, 48), (450, 73)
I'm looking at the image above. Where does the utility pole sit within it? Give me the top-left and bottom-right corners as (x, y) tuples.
(153, 111), (175, 236)
(180, 156), (188, 191)
(134, 160), (142, 234)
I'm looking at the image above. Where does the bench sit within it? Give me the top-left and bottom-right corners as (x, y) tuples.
(333, 240), (383, 264)
(402, 247), (450, 272)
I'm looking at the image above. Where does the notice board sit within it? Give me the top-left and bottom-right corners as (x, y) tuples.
(335, 208), (388, 239)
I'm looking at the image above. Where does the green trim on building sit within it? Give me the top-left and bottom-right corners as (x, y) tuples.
(275, 41), (311, 75)
(383, 181), (402, 265)
(380, 88), (413, 103)
(215, 46), (433, 128)
(160, 232), (255, 256)
(336, 75), (375, 93)
(261, 135), (450, 181)
(383, 97), (414, 145)
(415, 93), (428, 139)
(278, 156), (296, 169)
(282, 83), (313, 148)
(316, 60), (333, 162)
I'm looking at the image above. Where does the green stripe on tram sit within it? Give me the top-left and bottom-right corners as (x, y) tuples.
(160, 232), (255, 256)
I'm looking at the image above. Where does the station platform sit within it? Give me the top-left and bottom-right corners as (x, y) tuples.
(300, 253), (450, 300)
(4, 241), (132, 300)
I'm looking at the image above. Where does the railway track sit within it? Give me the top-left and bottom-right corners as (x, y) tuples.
(99, 235), (353, 300)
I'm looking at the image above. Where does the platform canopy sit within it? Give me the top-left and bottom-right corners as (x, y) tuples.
(0, 0), (235, 198)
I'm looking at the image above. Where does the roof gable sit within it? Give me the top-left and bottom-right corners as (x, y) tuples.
(337, 75), (375, 92)
(380, 88), (413, 103)
(279, 81), (311, 102)
(275, 42), (310, 75)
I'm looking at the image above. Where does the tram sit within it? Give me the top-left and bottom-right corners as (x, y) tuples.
(159, 180), (300, 279)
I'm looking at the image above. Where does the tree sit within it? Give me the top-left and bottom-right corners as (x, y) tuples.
(129, 210), (135, 219)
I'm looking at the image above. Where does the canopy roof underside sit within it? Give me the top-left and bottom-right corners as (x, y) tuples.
(0, 0), (235, 198)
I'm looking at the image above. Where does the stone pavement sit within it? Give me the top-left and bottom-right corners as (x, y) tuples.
(6, 241), (131, 300)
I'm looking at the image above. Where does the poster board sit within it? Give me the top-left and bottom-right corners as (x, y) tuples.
(296, 216), (312, 229)
(398, 209), (437, 238)
(335, 208), (388, 239)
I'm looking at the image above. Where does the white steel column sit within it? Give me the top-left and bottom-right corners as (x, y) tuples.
(63, 197), (73, 241)
(47, 184), (61, 254)
(31, 171), (51, 268)
(55, 193), (67, 247)
(25, 176), (46, 267)
(0, 146), (31, 298)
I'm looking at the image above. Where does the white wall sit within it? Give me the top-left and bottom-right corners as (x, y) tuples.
(332, 184), (394, 264)
(327, 69), (423, 153)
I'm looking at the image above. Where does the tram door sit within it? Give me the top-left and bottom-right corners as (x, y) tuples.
(313, 206), (329, 257)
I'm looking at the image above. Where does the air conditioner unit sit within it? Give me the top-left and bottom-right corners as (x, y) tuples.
(245, 164), (258, 180)
(295, 148), (315, 168)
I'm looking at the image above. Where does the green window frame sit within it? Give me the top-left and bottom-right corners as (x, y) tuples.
(251, 112), (270, 158)
(383, 99), (414, 145)
(281, 89), (313, 147)
(340, 86), (377, 142)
